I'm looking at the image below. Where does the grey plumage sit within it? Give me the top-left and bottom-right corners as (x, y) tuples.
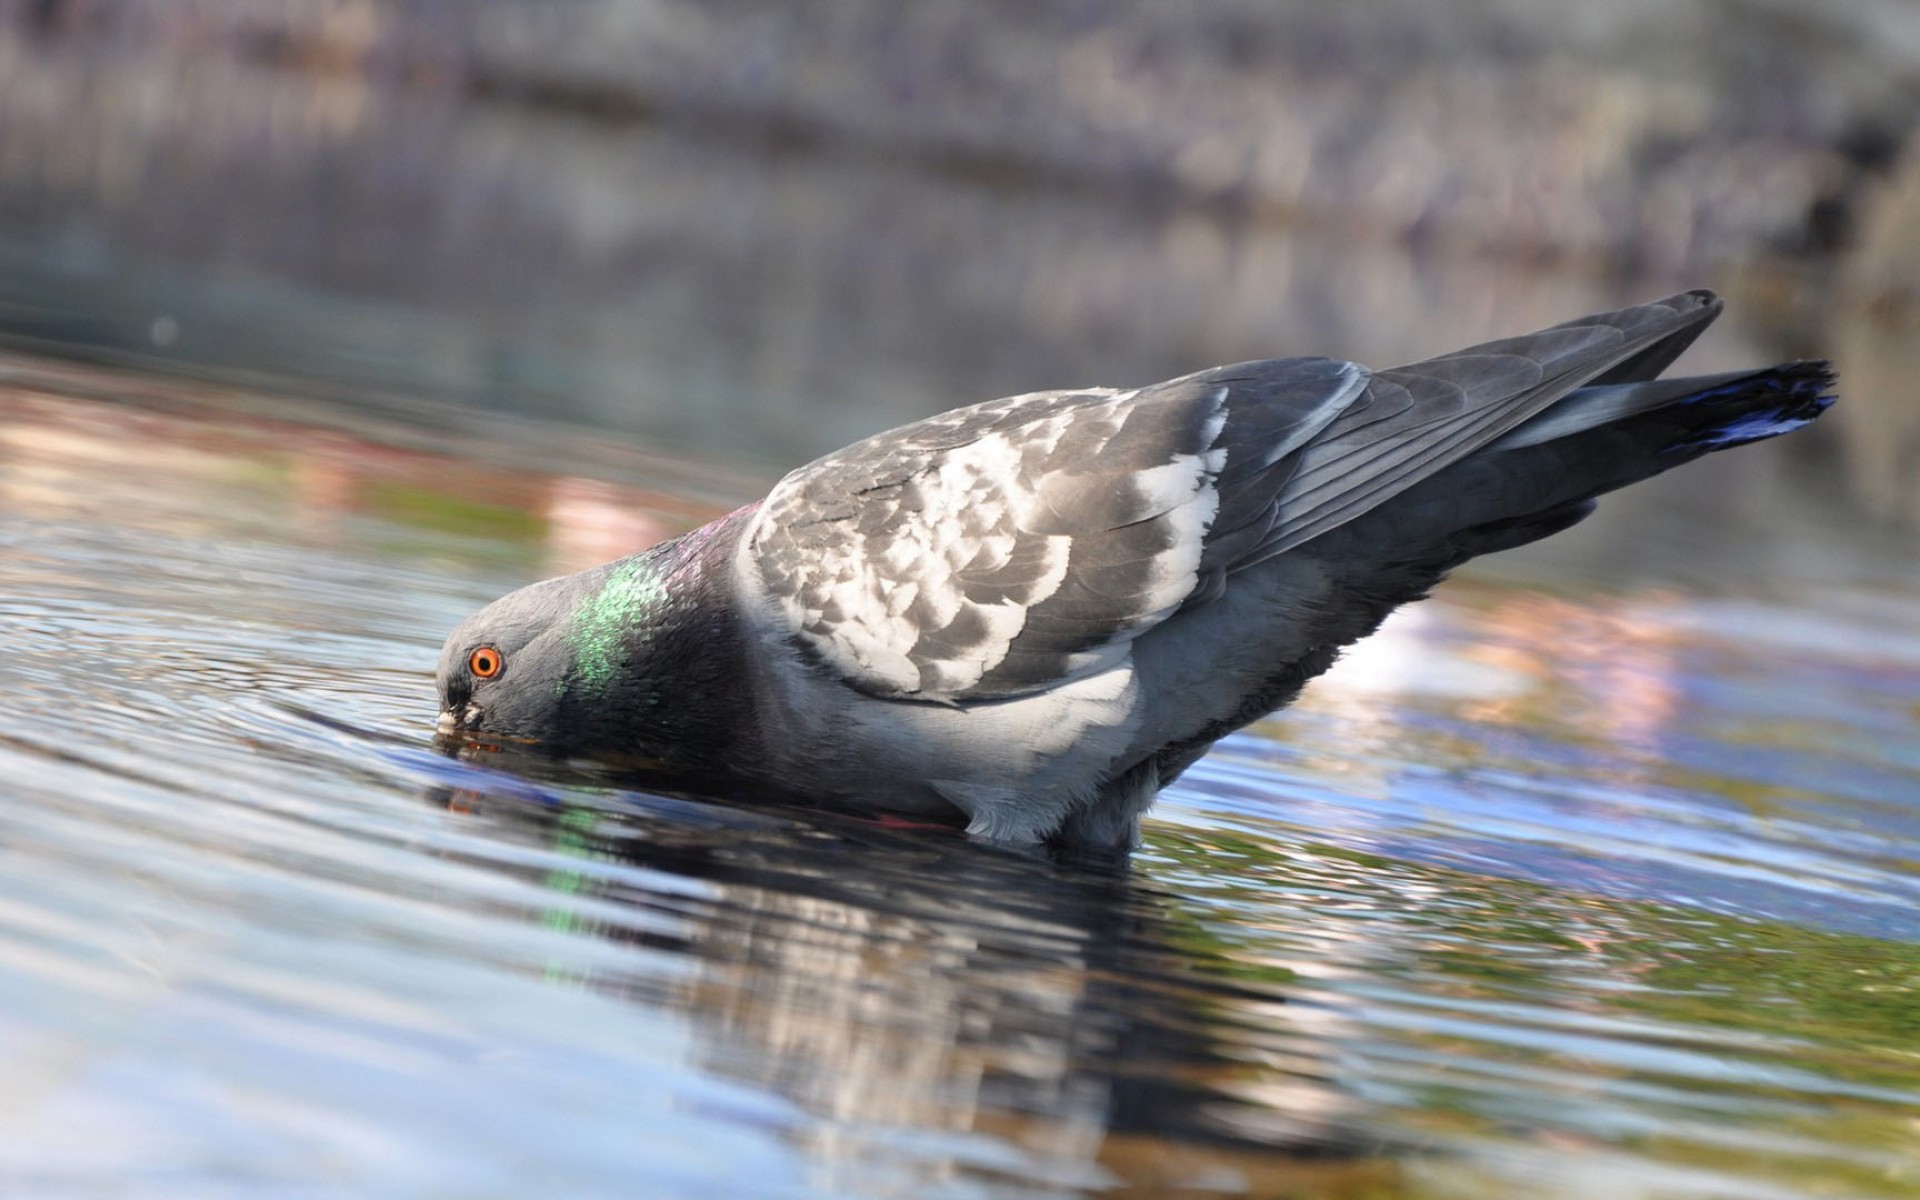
(436, 290), (1834, 851)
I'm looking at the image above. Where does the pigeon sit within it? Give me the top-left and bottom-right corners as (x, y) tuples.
(436, 290), (1834, 851)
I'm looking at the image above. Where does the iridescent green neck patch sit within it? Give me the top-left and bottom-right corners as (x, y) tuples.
(567, 556), (667, 694)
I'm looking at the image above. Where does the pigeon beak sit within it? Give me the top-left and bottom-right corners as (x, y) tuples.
(435, 709), (460, 734)
(436, 703), (481, 733)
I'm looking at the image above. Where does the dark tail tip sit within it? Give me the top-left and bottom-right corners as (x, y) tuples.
(1668, 359), (1837, 454)
(1769, 357), (1839, 401)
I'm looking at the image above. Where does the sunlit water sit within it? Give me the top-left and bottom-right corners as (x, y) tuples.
(3, 359), (1919, 1199)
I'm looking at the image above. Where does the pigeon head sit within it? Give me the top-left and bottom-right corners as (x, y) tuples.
(436, 571), (594, 746)
(434, 523), (750, 767)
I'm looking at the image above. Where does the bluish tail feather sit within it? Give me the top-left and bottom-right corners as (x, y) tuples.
(1666, 359), (1837, 454)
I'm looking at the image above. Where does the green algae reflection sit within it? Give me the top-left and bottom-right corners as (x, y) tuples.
(1146, 826), (1920, 1198)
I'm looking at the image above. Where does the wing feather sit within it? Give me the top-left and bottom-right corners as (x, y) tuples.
(1250, 290), (1722, 559)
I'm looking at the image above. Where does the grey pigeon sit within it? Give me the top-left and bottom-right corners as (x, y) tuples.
(436, 291), (1833, 850)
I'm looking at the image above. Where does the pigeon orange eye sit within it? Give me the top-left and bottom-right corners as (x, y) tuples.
(468, 647), (503, 679)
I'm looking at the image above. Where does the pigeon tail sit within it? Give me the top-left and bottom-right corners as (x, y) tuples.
(1658, 360), (1837, 455)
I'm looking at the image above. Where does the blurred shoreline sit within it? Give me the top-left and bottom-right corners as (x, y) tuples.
(15, 0), (1918, 263)
(0, 0), (1915, 525)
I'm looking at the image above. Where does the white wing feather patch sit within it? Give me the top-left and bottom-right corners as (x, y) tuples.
(803, 428), (1075, 692)
(742, 386), (1232, 700)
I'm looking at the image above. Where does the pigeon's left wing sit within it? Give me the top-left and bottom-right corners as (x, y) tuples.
(736, 359), (1369, 702)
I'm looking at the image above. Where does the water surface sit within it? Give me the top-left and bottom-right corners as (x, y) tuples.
(2, 356), (1918, 1198)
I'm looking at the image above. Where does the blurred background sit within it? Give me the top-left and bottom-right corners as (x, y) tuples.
(1, 0), (1917, 529)
(5, 6), (1920, 1198)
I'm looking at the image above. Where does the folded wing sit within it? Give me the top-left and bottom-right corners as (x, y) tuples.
(741, 290), (1721, 702)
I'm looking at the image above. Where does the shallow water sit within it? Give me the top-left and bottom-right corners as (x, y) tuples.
(3, 356), (1919, 1199)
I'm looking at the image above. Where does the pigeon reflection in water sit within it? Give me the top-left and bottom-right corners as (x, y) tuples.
(420, 783), (1397, 1195)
